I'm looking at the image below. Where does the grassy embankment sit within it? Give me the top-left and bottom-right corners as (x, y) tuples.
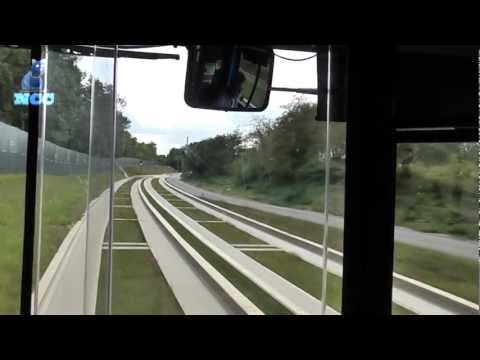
(185, 157), (477, 240)
(0, 174), (87, 314)
(0, 165), (147, 314)
(123, 164), (174, 176)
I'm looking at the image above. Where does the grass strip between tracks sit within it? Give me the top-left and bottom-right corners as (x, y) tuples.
(96, 179), (183, 315)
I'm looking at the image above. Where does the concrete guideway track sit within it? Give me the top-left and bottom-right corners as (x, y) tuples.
(161, 176), (479, 315)
(144, 177), (338, 315)
(166, 174), (477, 260)
(132, 179), (252, 315)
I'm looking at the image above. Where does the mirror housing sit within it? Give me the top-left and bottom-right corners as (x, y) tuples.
(184, 45), (274, 111)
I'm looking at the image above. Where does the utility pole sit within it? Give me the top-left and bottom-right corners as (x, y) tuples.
(182, 136), (188, 174)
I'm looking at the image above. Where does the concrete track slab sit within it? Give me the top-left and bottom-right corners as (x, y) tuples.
(131, 180), (237, 315)
(149, 177), (337, 315)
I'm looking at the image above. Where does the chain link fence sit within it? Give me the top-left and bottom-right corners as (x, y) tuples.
(0, 121), (155, 175)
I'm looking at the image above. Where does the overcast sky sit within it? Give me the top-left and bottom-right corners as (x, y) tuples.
(78, 46), (317, 155)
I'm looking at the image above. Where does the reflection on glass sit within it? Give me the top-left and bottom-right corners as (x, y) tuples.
(31, 46), (95, 314)
(0, 46), (30, 314)
(185, 46), (273, 111)
(325, 121), (346, 311)
(28, 46), (121, 315)
(392, 143), (479, 315)
(89, 51), (115, 315)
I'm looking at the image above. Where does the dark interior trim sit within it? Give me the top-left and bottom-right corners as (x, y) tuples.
(20, 45), (42, 315)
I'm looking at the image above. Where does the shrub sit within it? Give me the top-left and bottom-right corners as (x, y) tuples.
(430, 180), (443, 201)
(451, 182), (464, 203)
(445, 209), (464, 225)
(398, 165), (412, 179)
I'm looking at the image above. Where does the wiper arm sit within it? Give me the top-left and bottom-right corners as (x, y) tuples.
(1, 45), (180, 60)
(52, 45), (180, 60)
(271, 87), (318, 95)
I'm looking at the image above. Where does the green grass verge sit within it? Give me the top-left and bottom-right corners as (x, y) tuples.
(394, 242), (478, 303)
(186, 175), (346, 216)
(395, 160), (477, 240)
(123, 165), (173, 176)
(37, 175), (88, 276)
(0, 175), (26, 314)
(185, 153), (477, 240)
(0, 173), (132, 314)
(144, 181), (291, 314)
(38, 174), (131, 277)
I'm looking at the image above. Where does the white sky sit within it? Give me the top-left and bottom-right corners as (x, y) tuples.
(78, 46), (317, 155)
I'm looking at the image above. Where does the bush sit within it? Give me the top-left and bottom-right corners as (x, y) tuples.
(445, 209), (465, 225)
(451, 182), (464, 203)
(448, 224), (470, 237)
(398, 165), (412, 179)
(430, 180), (444, 201)
(403, 205), (418, 222)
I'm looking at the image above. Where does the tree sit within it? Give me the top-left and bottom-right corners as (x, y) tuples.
(0, 47), (30, 129)
(242, 98), (321, 184)
(166, 148), (184, 170)
(0, 46), (160, 162)
(182, 132), (242, 177)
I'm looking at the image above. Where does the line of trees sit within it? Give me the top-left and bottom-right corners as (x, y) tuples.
(166, 97), (347, 186)
(0, 46), (159, 161)
(166, 96), (476, 196)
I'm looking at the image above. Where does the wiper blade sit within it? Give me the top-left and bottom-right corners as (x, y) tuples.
(271, 87), (318, 95)
(0, 44), (180, 60)
(52, 45), (180, 60)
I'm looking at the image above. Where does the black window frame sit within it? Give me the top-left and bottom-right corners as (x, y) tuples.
(341, 44), (478, 315)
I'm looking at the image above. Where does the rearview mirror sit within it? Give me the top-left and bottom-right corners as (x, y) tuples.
(184, 46), (274, 111)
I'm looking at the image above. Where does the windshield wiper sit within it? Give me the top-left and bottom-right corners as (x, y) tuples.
(52, 45), (180, 60)
(271, 87), (317, 95)
(1, 45), (180, 60)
